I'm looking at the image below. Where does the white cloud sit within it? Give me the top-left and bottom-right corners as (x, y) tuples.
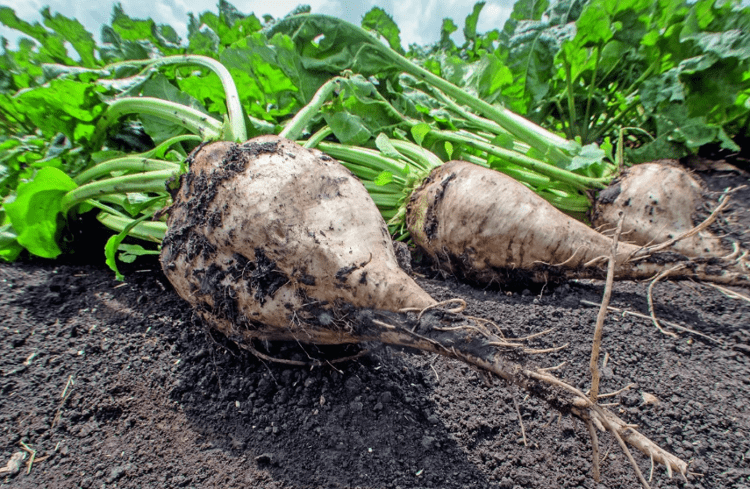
(478, 2), (514, 32)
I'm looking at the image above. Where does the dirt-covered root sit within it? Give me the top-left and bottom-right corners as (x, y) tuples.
(160, 135), (435, 344)
(592, 161), (734, 258)
(405, 160), (750, 286)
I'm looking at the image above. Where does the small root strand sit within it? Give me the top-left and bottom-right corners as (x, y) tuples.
(647, 265), (685, 338)
(610, 427), (651, 489)
(512, 327), (556, 342)
(579, 300), (722, 344)
(590, 213), (624, 403)
(512, 393), (528, 447)
(598, 383), (636, 399)
(524, 343), (569, 354)
(586, 418), (601, 482)
(539, 361), (567, 372)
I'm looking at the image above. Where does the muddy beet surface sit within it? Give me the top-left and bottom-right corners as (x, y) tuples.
(1, 166), (750, 489)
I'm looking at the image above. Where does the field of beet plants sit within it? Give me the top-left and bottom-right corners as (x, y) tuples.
(1, 1), (750, 488)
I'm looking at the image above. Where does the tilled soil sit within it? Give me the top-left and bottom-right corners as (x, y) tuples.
(1, 169), (750, 489)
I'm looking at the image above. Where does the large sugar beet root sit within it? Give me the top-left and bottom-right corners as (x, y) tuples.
(406, 160), (749, 286)
(592, 162), (730, 258)
(160, 135), (434, 344)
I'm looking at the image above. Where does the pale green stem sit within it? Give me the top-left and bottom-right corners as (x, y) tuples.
(61, 169), (176, 213)
(280, 77), (341, 140)
(417, 123), (609, 190)
(582, 45), (602, 143)
(97, 212), (166, 243)
(387, 139), (443, 172)
(303, 126), (334, 149)
(317, 141), (408, 176)
(75, 157), (179, 185)
(564, 55), (579, 139)
(93, 97), (222, 148)
(105, 55), (246, 142)
(277, 15), (576, 166)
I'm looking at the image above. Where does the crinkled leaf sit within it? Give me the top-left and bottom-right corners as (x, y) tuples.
(574, 6), (613, 48)
(140, 74), (209, 142)
(325, 112), (372, 146)
(267, 14), (398, 77)
(374, 171), (394, 186)
(411, 123), (431, 146)
(3, 166), (77, 258)
(14, 78), (106, 140)
(221, 38), (300, 122)
(509, 0), (549, 21)
(500, 20), (575, 112)
(567, 142), (606, 175)
(362, 7), (404, 54)
(322, 76), (401, 144)
(0, 222), (23, 261)
(188, 1), (262, 49)
(110, 4), (181, 54)
(627, 137), (686, 163)
(438, 18), (458, 52)
(41, 8), (98, 67)
(100, 26), (160, 62)
(0, 6), (70, 63)
(464, 2), (486, 42)
(187, 22), (220, 54)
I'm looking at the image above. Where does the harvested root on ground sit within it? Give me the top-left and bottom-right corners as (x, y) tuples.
(160, 136), (687, 483)
(161, 135), (435, 343)
(406, 160), (750, 287)
(592, 161), (742, 259)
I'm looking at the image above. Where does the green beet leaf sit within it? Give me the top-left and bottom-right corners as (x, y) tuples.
(110, 4), (181, 54)
(104, 213), (159, 280)
(0, 222), (23, 262)
(323, 77), (402, 145)
(41, 8), (98, 68)
(14, 77), (105, 141)
(0, 6), (71, 63)
(463, 2), (485, 42)
(188, 0), (262, 50)
(374, 171), (394, 186)
(362, 7), (404, 54)
(3, 166), (78, 259)
(140, 74), (210, 143)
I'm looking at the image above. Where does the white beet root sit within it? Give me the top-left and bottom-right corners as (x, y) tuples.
(592, 161), (730, 258)
(160, 135), (435, 344)
(406, 160), (750, 286)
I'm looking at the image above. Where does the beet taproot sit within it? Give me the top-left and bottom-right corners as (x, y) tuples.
(406, 160), (750, 286)
(160, 135), (435, 344)
(593, 161), (736, 259)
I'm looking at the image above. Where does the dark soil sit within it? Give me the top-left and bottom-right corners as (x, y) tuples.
(2, 168), (750, 489)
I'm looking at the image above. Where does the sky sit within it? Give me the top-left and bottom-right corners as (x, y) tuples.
(0, 0), (516, 50)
